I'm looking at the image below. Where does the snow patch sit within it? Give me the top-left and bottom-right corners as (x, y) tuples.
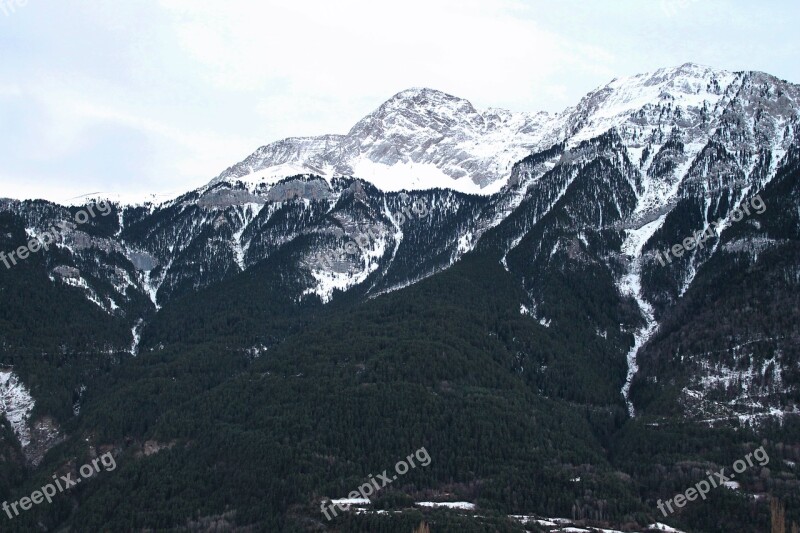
(303, 229), (389, 304)
(130, 319), (144, 356)
(232, 202), (265, 270)
(331, 498), (371, 507)
(0, 370), (35, 448)
(415, 501), (476, 510)
(647, 523), (687, 533)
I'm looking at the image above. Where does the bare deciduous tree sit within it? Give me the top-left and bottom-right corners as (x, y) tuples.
(771, 498), (786, 533)
(412, 521), (431, 533)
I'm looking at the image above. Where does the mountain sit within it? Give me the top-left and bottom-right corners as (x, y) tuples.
(209, 87), (554, 195)
(210, 64), (790, 196)
(1, 63), (799, 532)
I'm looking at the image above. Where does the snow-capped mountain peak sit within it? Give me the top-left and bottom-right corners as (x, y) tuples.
(209, 87), (552, 195)
(555, 63), (738, 145)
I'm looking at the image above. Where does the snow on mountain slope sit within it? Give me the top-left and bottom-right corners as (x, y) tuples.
(561, 63), (738, 144)
(209, 64), (781, 198)
(210, 88), (554, 194)
(562, 64), (799, 417)
(619, 215), (665, 416)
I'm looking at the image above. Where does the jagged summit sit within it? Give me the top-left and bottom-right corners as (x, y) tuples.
(210, 86), (551, 194)
(361, 87), (481, 131)
(384, 86), (463, 102)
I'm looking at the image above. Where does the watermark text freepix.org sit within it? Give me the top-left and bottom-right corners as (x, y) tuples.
(657, 446), (769, 517)
(3, 452), (117, 520)
(312, 197), (430, 271)
(0, 200), (113, 270)
(321, 447), (431, 520)
(660, 0), (700, 17)
(0, 0), (29, 17)
(655, 194), (766, 267)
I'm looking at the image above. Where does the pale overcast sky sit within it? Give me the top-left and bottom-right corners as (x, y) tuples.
(0, 0), (797, 202)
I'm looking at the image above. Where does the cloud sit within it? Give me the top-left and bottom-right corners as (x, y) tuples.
(0, 0), (797, 201)
(157, 0), (614, 111)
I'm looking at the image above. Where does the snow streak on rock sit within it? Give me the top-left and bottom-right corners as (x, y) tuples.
(0, 370), (35, 448)
(619, 216), (665, 417)
(130, 319), (144, 357)
(232, 202), (265, 271)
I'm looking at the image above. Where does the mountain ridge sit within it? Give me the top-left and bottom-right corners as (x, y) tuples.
(206, 63), (797, 198)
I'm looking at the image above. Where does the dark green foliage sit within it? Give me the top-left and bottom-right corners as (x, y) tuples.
(0, 156), (798, 532)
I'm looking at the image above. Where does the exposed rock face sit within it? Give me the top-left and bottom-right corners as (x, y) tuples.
(0, 371), (62, 466)
(0, 370), (34, 449)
